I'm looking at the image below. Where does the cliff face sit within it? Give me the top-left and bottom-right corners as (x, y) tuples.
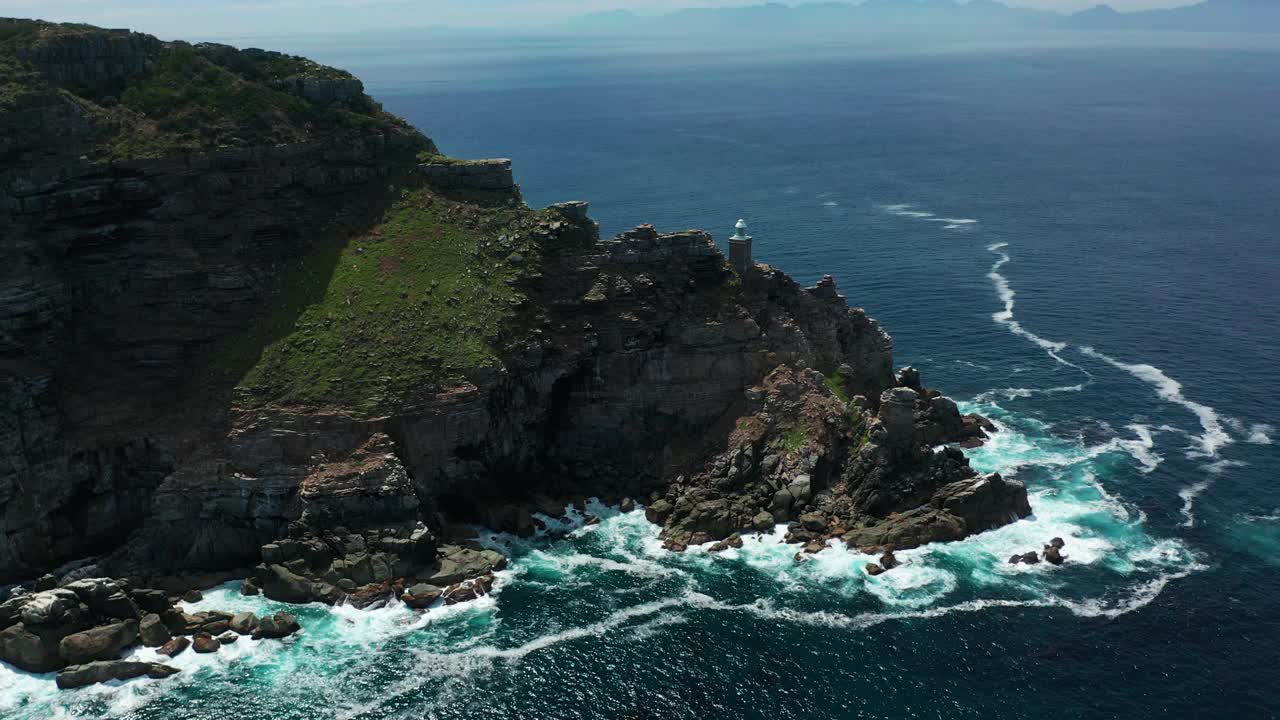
(0, 19), (429, 582)
(0, 20), (1028, 595)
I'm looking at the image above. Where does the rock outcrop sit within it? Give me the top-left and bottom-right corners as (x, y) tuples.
(0, 576), (295, 677)
(0, 20), (432, 583)
(1, 19), (1031, 628)
(657, 365), (1029, 550)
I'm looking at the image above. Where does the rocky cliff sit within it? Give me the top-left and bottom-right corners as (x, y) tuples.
(0, 19), (1030, 611)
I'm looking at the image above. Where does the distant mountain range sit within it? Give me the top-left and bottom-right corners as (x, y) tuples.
(568, 0), (1280, 35)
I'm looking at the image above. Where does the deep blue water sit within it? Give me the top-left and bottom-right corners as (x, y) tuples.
(5, 34), (1279, 720)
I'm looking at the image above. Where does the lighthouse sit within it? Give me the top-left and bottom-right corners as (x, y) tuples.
(729, 218), (753, 274)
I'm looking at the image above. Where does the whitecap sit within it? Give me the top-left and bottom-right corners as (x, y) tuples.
(880, 203), (935, 219)
(973, 384), (1085, 402)
(1226, 419), (1275, 445)
(1079, 347), (1230, 459)
(1246, 424), (1274, 444)
(986, 243), (1089, 373)
(1177, 481), (1211, 528)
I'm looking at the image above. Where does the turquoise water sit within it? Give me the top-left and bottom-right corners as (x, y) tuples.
(4, 34), (1279, 719)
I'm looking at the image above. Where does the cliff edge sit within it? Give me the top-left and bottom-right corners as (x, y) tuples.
(0, 20), (1030, 617)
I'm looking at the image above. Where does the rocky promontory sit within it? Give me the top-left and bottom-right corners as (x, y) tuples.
(1, 17), (1031, 646)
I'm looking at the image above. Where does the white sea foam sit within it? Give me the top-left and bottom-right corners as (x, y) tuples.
(961, 411), (1162, 477)
(1246, 424), (1274, 444)
(823, 200), (839, 207)
(881, 204), (980, 231)
(986, 243), (1089, 373)
(926, 217), (978, 229)
(1114, 424), (1163, 474)
(1175, 460), (1247, 528)
(1079, 346), (1230, 459)
(0, 440), (1209, 718)
(1178, 481), (1211, 528)
(1225, 418), (1274, 445)
(881, 203), (936, 219)
(973, 384), (1085, 402)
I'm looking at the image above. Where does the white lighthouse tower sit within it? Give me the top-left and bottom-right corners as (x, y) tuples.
(729, 218), (753, 274)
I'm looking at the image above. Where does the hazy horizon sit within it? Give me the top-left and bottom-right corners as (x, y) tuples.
(0, 0), (1207, 41)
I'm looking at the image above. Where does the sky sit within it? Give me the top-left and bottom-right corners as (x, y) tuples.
(0, 0), (1203, 39)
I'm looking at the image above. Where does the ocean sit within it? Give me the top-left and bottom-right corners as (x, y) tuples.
(4, 32), (1279, 719)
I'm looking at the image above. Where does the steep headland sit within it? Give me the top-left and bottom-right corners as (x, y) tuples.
(0, 19), (1030, 682)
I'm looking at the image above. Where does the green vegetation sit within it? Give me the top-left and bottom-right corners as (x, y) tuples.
(0, 18), (40, 44)
(779, 427), (809, 454)
(417, 151), (467, 165)
(0, 56), (34, 108)
(0, 19), (422, 160)
(823, 371), (850, 403)
(195, 44), (353, 85)
(104, 42), (403, 159)
(233, 189), (541, 413)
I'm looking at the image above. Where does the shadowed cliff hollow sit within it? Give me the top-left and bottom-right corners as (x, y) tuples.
(0, 19), (1029, 601)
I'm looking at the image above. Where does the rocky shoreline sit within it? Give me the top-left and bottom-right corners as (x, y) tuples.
(0, 577), (298, 688)
(2, 20), (1046, 690)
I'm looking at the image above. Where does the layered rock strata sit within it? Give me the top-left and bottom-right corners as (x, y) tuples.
(1, 20), (1032, 623)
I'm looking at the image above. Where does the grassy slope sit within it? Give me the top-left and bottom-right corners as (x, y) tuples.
(0, 19), (422, 160)
(233, 190), (543, 414)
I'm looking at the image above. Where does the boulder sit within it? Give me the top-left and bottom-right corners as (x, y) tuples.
(161, 609), (202, 634)
(0, 623), (64, 672)
(241, 579), (261, 597)
(96, 592), (141, 621)
(865, 563), (886, 576)
(58, 620), (138, 665)
(129, 589), (171, 614)
(880, 550), (899, 571)
(262, 564), (314, 604)
(139, 613), (171, 647)
(425, 546), (507, 586)
(1020, 551), (1040, 565)
(798, 512), (827, 533)
(229, 612), (259, 635)
(645, 499), (674, 524)
(159, 636), (190, 657)
(1008, 554), (1022, 564)
(751, 511), (775, 532)
(442, 574), (494, 605)
(252, 612), (300, 640)
(1044, 545), (1065, 566)
(18, 589), (84, 627)
(786, 476), (813, 505)
(182, 590), (203, 603)
(56, 661), (179, 689)
(401, 584), (443, 610)
(192, 632), (220, 653)
(1049, 537), (1066, 549)
(619, 497), (636, 513)
(933, 474), (1033, 534)
(217, 631), (239, 645)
